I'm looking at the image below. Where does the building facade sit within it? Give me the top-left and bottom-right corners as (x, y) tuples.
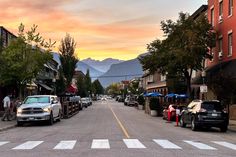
(207, 0), (236, 119)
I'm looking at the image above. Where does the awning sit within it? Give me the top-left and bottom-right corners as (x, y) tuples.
(144, 92), (162, 97)
(165, 93), (178, 98)
(66, 84), (77, 93)
(38, 83), (53, 91)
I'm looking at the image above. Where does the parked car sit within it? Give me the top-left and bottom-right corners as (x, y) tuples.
(87, 97), (92, 105)
(124, 96), (138, 106)
(163, 104), (185, 121)
(16, 95), (62, 126)
(179, 100), (229, 132)
(81, 97), (89, 108)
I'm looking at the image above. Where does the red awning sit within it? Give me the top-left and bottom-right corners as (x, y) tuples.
(66, 84), (77, 93)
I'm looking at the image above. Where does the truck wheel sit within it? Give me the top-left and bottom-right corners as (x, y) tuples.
(48, 112), (54, 125)
(17, 121), (23, 126)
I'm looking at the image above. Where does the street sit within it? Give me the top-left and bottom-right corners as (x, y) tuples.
(0, 99), (236, 157)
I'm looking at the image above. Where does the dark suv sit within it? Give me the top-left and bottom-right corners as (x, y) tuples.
(179, 100), (229, 132)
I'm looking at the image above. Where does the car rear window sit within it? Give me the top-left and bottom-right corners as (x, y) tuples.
(201, 102), (222, 111)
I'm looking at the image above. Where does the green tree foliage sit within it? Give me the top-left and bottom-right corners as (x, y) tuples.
(106, 83), (121, 95)
(84, 69), (92, 96)
(127, 80), (139, 95)
(76, 74), (87, 97)
(139, 13), (216, 97)
(0, 24), (54, 98)
(92, 79), (104, 96)
(59, 34), (78, 88)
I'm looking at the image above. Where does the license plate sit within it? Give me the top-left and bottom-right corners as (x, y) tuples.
(212, 113), (217, 116)
(29, 117), (34, 120)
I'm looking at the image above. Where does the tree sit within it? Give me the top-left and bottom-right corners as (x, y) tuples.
(106, 83), (121, 95)
(76, 74), (87, 97)
(0, 24), (54, 98)
(139, 13), (216, 98)
(92, 79), (104, 96)
(84, 69), (92, 96)
(59, 34), (78, 88)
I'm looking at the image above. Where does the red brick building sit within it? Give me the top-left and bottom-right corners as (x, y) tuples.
(207, 0), (235, 66)
(206, 0), (236, 119)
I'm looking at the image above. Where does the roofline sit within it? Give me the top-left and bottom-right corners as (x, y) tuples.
(191, 5), (208, 19)
(0, 26), (17, 38)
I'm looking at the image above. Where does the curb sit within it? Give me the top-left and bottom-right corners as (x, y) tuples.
(0, 124), (16, 132)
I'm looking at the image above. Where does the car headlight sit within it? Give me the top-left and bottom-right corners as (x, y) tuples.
(17, 108), (22, 114)
(43, 107), (51, 113)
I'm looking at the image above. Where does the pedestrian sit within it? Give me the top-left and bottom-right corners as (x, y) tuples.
(1, 95), (11, 121)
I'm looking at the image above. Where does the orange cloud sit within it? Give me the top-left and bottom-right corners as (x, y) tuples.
(0, 0), (162, 60)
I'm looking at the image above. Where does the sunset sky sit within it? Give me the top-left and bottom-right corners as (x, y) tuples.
(1, 0), (207, 61)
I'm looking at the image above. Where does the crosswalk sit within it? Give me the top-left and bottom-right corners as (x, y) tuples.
(0, 139), (235, 151)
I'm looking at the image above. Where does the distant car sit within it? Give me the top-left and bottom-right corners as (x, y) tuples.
(124, 96), (138, 106)
(81, 98), (89, 108)
(179, 100), (229, 132)
(16, 95), (62, 126)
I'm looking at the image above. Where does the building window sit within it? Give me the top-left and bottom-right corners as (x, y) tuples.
(228, 33), (233, 56)
(218, 37), (223, 58)
(229, 0), (233, 16)
(160, 75), (166, 81)
(211, 7), (215, 26)
(219, 1), (223, 22)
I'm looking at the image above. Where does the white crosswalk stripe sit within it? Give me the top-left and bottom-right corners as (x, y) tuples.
(91, 139), (110, 149)
(153, 139), (182, 149)
(1, 139), (235, 151)
(123, 139), (146, 148)
(184, 140), (217, 150)
(212, 141), (236, 150)
(0, 141), (9, 146)
(53, 140), (77, 150)
(12, 141), (43, 150)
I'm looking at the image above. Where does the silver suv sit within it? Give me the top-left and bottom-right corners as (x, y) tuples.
(16, 95), (62, 126)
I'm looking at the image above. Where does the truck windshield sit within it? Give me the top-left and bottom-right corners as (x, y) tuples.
(24, 97), (50, 104)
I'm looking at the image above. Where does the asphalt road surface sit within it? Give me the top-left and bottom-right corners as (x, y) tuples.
(0, 99), (235, 157)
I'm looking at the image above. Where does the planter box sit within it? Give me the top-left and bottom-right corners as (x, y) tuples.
(150, 110), (157, 117)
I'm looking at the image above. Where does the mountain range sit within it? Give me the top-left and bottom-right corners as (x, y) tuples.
(81, 58), (123, 72)
(52, 52), (144, 87)
(98, 58), (143, 87)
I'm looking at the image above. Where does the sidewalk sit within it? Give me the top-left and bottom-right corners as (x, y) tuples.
(0, 119), (16, 132)
(229, 120), (236, 132)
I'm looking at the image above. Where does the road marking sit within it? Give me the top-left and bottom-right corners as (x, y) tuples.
(0, 141), (9, 146)
(53, 140), (77, 150)
(153, 139), (182, 149)
(12, 141), (43, 150)
(91, 139), (110, 149)
(184, 140), (217, 150)
(108, 104), (130, 138)
(123, 139), (146, 148)
(212, 141), (236, 150)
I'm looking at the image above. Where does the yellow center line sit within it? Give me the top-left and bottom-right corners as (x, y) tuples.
(108, 104), (130, 139)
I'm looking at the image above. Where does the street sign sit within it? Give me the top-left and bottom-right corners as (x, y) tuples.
(200, 85), (208, 93)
